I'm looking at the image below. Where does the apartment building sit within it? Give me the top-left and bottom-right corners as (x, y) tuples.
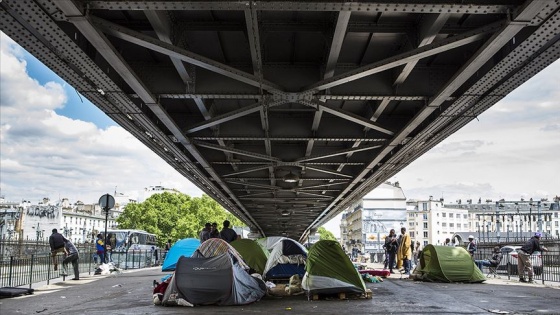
(340, 182), (406, 254)
(407, 197), (469, 247)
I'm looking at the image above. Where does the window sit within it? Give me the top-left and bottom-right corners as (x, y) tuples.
(423, 222), (428, 229)
(464, 224), (469, 228)
(449, 213), (453, 218)
(442, 213), (446, 218)
(422, 203), (427, 211)
(442, 222), (447, 227)
(423, 214), (428, 220)
(410, 231), (415, 238)
(463, 214), (468, 219)
(456, 214), (461, 218)
(555, 221), (559, 227)
(450, 223), (454, 228)
(423, 232), (428, 238)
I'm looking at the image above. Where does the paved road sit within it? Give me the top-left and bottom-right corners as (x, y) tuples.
(1, 267), (559, 315)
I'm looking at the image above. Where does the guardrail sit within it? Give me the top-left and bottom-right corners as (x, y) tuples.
(0, 238), (163, 288)
(473, 238), (560, 284)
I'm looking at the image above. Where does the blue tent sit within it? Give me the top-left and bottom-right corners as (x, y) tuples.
(162, 238), (200, 271)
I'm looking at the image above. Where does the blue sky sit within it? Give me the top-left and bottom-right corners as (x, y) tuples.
(23, 49), (116, 130)
(1, 31), (559, 237)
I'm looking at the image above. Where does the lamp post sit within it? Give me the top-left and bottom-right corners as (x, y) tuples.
(98, 194), (115, 263)
(528, 199), (533, 233)
(537, 200), (542, 232)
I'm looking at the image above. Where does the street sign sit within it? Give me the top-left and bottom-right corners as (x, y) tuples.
(98, 194), (115, 212)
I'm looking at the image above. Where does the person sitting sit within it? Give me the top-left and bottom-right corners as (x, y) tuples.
(475, 246), (502, 272)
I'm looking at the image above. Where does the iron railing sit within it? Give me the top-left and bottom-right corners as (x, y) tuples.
(0, 238), (163, 288)
(473, 237), (560, 284)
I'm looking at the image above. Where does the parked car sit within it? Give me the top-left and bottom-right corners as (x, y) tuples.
(498, 245), (542, 275)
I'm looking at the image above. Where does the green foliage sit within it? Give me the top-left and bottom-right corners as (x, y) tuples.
(317, 226), (337, 241)
(116, 192), (244, 246)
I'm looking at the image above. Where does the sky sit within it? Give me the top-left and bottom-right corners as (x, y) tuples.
(1, 32), (559, 237)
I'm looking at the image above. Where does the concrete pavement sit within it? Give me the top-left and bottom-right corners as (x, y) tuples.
(1, 265), (559, 315)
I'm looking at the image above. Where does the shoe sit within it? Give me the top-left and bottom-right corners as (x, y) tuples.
(390, 270), (395, 274)
(54, 265), (58, 271)
(527, 279), (535, 284)
(71, 278), (80, 281)
(519, 278), (527, 283)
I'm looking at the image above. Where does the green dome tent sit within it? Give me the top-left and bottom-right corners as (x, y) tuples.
(230, 239), (268, 274)
(302, 240), (366, 295)
(412, 245), (485, 283)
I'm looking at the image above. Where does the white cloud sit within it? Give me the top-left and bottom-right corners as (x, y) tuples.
(0, 33), (202, 204)
(392, 60), (560, 203)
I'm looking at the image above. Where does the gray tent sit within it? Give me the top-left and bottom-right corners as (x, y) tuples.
(162, 254), (266, 306)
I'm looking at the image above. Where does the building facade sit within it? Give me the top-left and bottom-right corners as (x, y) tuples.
(340, 182), (407, 254)
(406, 196), (560, 246)
(407, 197), (469, 247)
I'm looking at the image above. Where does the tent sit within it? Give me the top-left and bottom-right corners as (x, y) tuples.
(263, 238), (307, 280)
(161, 254), (266, 306)
(161, 238), (200, 271)
(302, 240), (366, 295)
(411, 245), (486, 283)
(256, 236), (288, 257)
(196, 238), (250, 270)
(230, 239), (268, 274)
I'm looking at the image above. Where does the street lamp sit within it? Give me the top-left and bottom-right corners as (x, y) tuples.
(537, 200), (542, 232)
(98, 193), (115, 263)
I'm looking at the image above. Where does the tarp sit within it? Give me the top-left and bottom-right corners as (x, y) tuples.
(263, 238), (307, 280)
(411, 245), (486, 283)
(302, 240), (366, 295)
(230, 239), (268, 274)
(161, 238), (200, 271)
(162, 254), (266, 306)
(196, 238), (249, 270)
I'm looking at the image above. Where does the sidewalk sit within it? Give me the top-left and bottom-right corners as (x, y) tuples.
(362, 261), (560, 289)
(2, 266), (559, 315)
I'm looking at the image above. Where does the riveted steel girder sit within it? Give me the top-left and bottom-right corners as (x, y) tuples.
(3, 0), (558, 242)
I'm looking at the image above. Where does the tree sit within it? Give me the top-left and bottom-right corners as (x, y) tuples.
(317, 226), (337, 241)
(116, 192), (243, 246)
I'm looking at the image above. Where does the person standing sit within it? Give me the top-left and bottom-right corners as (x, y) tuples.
(466, 235), (477, 258)
(518, 232), (548, 283)
(219, 220), (238, 243)
(49, 229), (66, 271)
(413, 241), (422, 267)
(199, 223), (211, 242)
(384, 229), (398, 273)
(444, 238), (453, 246)
(96, 234), (105, 264)
(209, 222), (220, 238)
(164, 239), (172, 260)
(61, 238), (80, 280)
(106, 233), (115, 262)
(398, 227), (412, 274)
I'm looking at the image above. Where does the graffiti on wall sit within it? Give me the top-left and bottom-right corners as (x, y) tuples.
(26, 205), (59, 219)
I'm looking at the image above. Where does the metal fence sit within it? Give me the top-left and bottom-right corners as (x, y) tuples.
(0, 237), (161, 288)
(473, 236), (560, 284)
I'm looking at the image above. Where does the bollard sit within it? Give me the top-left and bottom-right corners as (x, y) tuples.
(29, 255), (34, 289)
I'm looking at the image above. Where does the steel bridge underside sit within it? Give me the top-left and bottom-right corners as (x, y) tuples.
(2, 0), (559, 241)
